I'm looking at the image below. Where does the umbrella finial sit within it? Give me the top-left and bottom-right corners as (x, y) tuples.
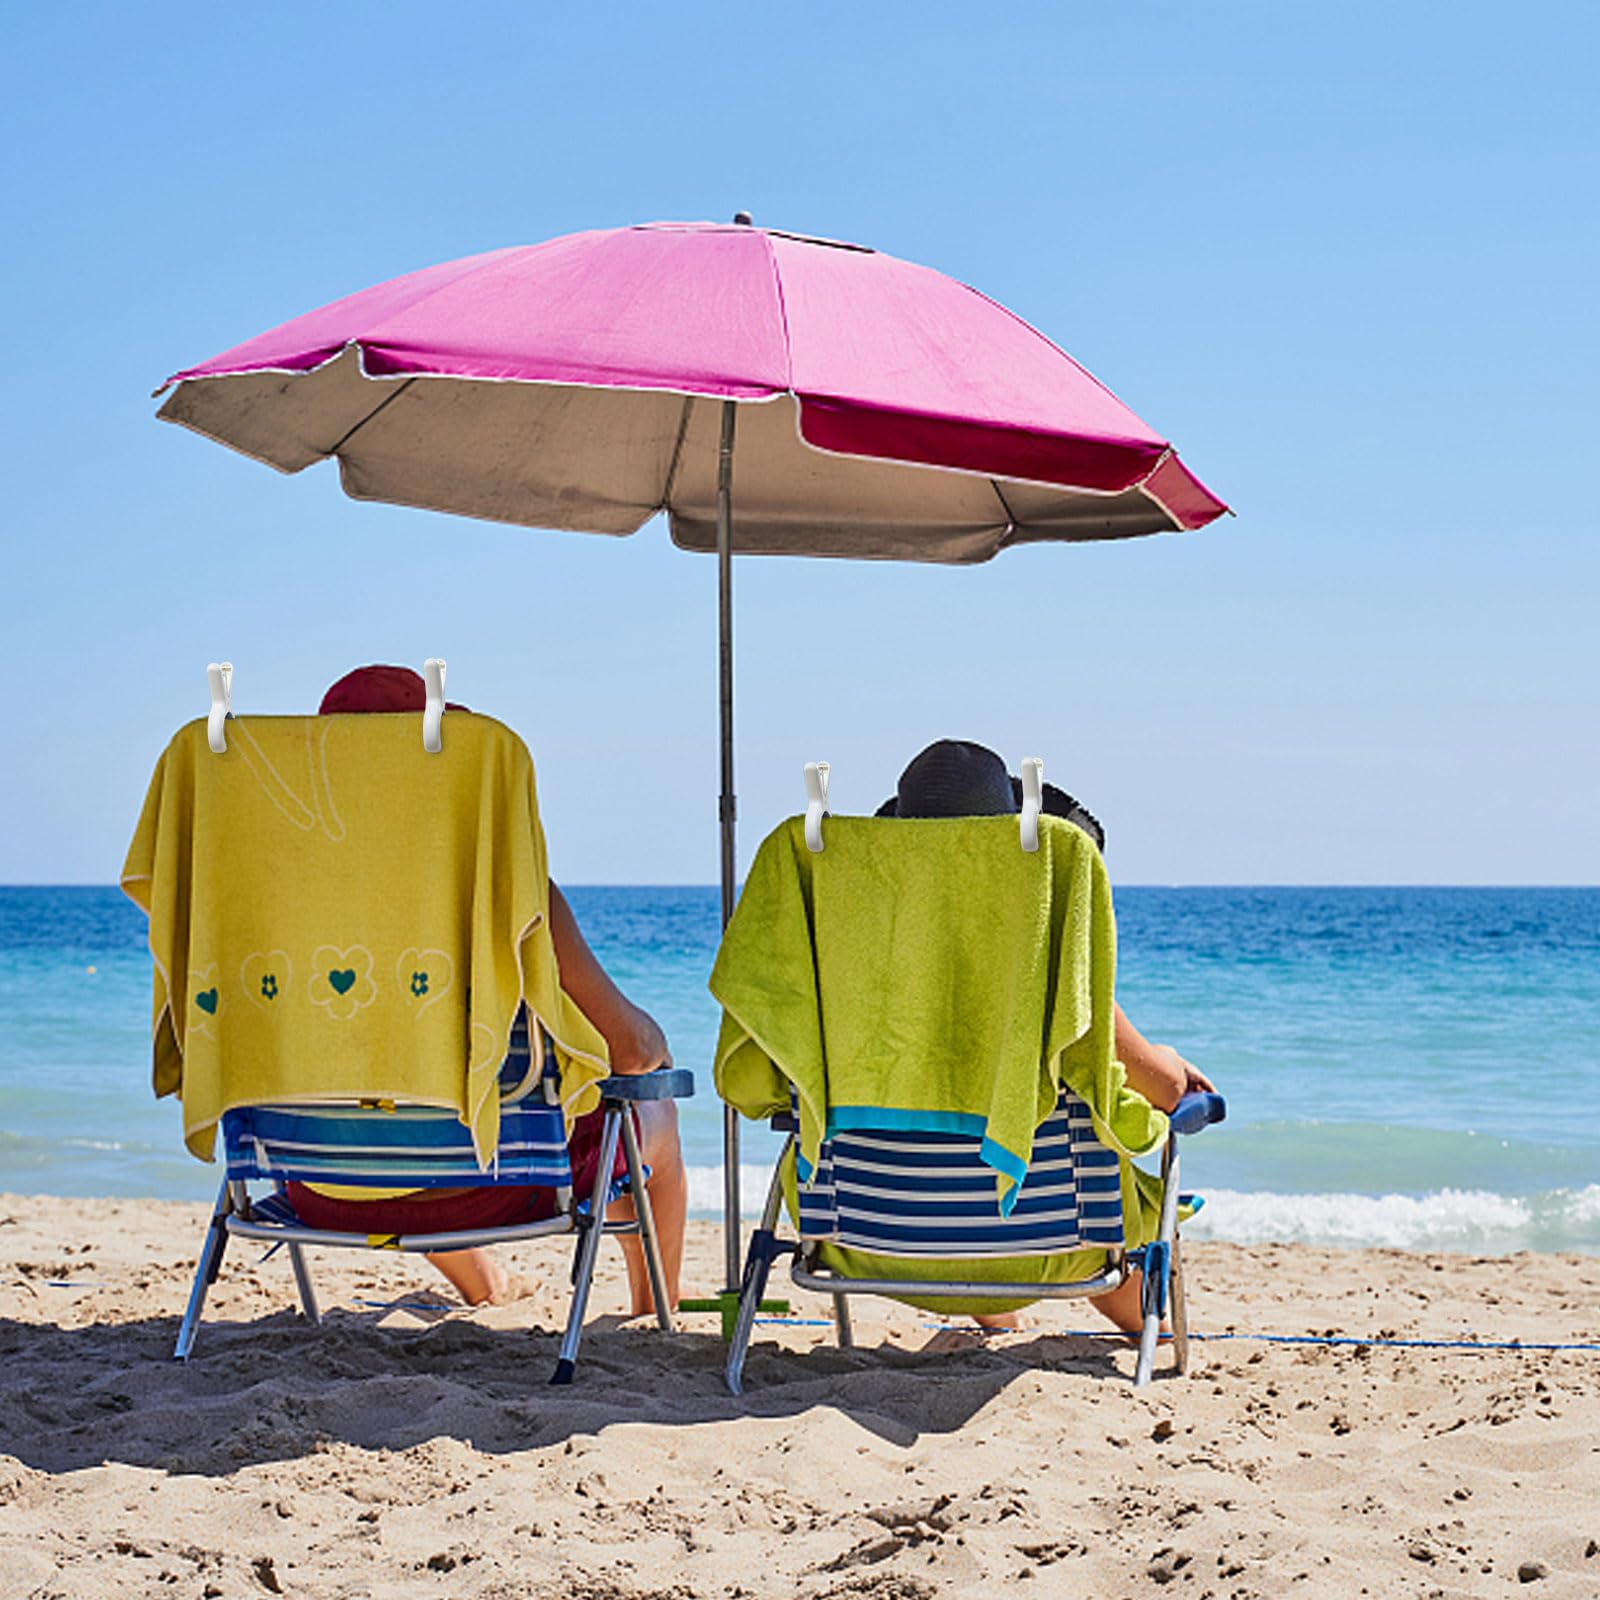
(732, 210), (754, 226)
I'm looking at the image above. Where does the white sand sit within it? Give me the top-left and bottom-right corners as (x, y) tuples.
(2, 1194), (1597, 1598)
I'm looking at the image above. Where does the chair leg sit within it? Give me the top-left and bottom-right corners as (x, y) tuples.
(1134, 1265), (1163, 1387)
(834, 1295), (855, 1350)
(618, 1105), (673, 1332)
(725, 1238), (777, 1398)
(1169, 1233), (1189, 1375)
(726, 1143), (792, 1397)
(288, 1244), (321, 1325)
(1135, 1132), (1183, 1388)
(551, 1108), (624, 1385)
(174, 1181), (233, 1361)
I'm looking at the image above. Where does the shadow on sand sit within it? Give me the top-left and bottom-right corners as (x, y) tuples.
(0, 1305), (1148, 1478)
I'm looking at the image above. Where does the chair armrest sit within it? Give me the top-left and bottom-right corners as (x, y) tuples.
(1169, 1091), (1226, 1135)
(769, 1111), (798, 1133)
(596, 1067), (696, 1102)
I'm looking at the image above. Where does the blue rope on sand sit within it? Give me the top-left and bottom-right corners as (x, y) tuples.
(19, 1278), (1588, 1350)
(917, 1323), (1600, 1353)
(1185, 1331), (1600, 1353)
(343, 1309), (1596, 1348)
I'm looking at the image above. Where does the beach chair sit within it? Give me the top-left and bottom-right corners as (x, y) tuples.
(125, 699), (693, 1384)
(714, 805), (1225, 1393)
(725, 1085), (1224, 1392)
(175, 1008), (693, 1383)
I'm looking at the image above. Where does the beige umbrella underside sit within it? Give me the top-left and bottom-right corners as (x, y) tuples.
(161, 348), (1193, 563)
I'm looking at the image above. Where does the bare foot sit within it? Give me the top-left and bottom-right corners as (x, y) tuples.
(485, 1270), (542, 1306)
(425, 1247), (535, 1307)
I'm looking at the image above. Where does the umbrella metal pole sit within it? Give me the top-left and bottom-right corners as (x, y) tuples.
(716, 398), (741, 1294)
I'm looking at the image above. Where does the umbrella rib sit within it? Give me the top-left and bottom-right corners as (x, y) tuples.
(322, 377), (419, 459)
(659, 395), (696, 510)
(990, 478), (1019, 538)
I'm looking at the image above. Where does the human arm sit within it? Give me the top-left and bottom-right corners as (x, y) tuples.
(547, 881), (670, 1074)
(1113, 1002), (1214, 1113)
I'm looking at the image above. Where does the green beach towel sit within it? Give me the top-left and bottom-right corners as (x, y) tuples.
(712, 814), (1168, 1214)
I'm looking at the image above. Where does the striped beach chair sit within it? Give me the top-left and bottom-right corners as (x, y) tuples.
(726, 1085), (1224, 1392)
(176, 1010), (693, 1383)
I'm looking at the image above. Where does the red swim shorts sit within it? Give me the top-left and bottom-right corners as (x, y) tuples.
(284, 1104), (633, 1234)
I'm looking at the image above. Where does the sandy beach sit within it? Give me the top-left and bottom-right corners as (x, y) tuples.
(0, 1196), (1595, 1598)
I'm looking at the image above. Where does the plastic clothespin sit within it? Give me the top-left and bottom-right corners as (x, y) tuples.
(803, 761), (831, 853)
(1019, 757), (1043, 852)
(422, 658), (446, 753)
(206, 662), (233, 753)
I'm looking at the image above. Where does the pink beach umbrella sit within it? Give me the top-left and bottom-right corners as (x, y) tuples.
(156, 215), (1228, 1284)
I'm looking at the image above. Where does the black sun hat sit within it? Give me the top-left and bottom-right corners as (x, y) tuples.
(874, 738), (1106, 852)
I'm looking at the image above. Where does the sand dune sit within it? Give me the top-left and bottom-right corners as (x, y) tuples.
(2, 1193), (1596, 1598)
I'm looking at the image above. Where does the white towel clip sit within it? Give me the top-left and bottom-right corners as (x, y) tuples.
(803, 761), (831, 853)
(423, 658), (446, 752)
(206, 662), (233, 753)
(1020, 757), (1043, 852)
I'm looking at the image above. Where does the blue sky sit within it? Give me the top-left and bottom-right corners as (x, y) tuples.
(3, 2), (1595, 885)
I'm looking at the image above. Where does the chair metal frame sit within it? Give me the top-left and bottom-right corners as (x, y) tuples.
(725, 1091), (1223, 1393)
(175, 1067), (692, 1384)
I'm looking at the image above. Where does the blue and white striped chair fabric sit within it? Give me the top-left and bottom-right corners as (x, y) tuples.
(797, 1089), (1124, 1256)
(497, 1005), (545, 1099)
(219, 1007), (571, 1189)
(220, 1100), (575, 1189)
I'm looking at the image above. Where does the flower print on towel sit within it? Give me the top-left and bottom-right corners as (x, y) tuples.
(189, 963), (222, 1039)
(240, 951), (293, 1010)
(309, 945), (378, 1021)
(396, 948), (453, 1018)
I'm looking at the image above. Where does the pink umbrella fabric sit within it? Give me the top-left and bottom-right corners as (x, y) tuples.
(159, 221), (1226, 559)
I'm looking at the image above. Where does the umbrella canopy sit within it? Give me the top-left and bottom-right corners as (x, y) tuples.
(158, 220), (1226, 560)
(156, 217), (1228, 1291)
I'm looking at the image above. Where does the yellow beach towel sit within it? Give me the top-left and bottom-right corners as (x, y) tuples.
(712, 815), (1168, 1213)
(121, 713), (610, 1165)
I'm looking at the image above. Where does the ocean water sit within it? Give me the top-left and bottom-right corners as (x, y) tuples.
(1, 886), (1596, 1254)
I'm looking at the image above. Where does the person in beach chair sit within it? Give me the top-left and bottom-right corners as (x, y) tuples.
(298, 667), (690, 1318)
(712, 739), (1225, 1392)
(121, 664), (692, 1382)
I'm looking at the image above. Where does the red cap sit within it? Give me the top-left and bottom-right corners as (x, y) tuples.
(319, 665), (468, 715)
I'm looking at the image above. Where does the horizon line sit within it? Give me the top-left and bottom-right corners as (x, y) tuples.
(6, 881), (1599, 893)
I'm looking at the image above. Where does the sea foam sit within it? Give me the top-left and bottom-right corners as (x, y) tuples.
(1182, 1184), (1600, 1253)
(685, 1167), (1600, 1255)
(685, 1164), (781, 1218)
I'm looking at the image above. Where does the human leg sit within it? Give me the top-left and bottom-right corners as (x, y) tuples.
(1089, 1269), (1149, 1334)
